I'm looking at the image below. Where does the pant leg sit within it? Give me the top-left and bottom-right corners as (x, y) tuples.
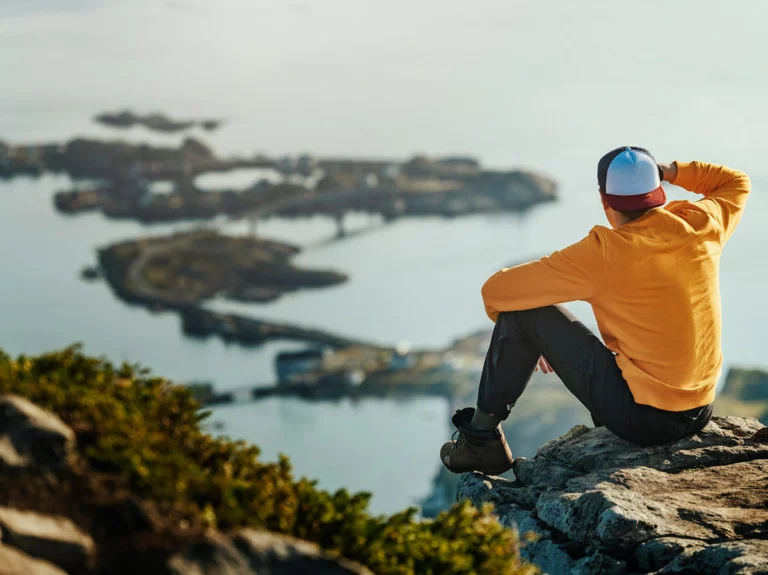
(476, 310), (541, 419)
(477, 305), (712, 446)
(477, 305), (613, 420)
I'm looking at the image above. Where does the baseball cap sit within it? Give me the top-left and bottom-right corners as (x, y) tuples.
(597, 146), (666, 211)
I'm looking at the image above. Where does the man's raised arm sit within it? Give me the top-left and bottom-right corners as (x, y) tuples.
(481, 229), (606, 322)
(664, 161), (751, 241)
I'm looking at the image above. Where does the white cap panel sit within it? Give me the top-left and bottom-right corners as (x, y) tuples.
(605, 148), (661, 197)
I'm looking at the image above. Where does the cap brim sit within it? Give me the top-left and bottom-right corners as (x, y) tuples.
(604, 185), (666, 211)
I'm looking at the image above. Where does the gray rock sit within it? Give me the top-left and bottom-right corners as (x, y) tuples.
(520, 538), (574, 575)
(635, 537), (707, 572)
(499, 507), (547, 539)
(521, 417), (766, 482)
(0, 395), (75, 470)
(457, 472), (550, 537)
(660, 540), (768, 574)
(168, 528), (373, 575)
(0, 507), (95, 573)
(0, 543), (68, 575)
(457, 472), (538, 509)
(571, 551), (627, 575)
(457, 416), (768, 574)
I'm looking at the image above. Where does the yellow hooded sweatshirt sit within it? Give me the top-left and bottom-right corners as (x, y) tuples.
(481, 161), (751, 411)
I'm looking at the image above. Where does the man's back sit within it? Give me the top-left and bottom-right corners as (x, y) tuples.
(443, 156), (743, 472)
(481, 161), (751, 411)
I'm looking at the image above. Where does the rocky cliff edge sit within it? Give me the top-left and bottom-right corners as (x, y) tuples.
(458, 416), (768, 575)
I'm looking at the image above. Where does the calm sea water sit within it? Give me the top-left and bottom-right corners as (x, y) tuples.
(1, 0), (767, 514)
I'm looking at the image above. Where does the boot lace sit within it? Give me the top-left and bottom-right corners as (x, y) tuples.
(451, 428), (465, 451)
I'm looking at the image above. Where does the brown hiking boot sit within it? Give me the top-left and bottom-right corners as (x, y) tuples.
(440, 407), (513, 475)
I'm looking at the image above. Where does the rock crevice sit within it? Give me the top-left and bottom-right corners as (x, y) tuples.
(457, 416), (768, 575)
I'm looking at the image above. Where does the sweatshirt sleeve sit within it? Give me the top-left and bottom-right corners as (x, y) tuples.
(673, 161), (751, 241)
(481, 228), (606, 322)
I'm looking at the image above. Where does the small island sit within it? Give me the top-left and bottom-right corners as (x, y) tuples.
(94, 109), (223, 133)
(97, 229), (347, 309)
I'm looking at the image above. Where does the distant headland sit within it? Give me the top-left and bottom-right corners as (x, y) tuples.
(94, 109), (223, 133)
(0, 127), (557, 226)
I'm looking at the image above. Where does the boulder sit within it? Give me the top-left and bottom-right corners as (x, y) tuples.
(0, 544), (68, 575)
(0, 507), (95, 573)
(0, 395), (75, 470)
(660, 540), (768, 574)
(457, 416), (768, 575)
(168, 529), (373, 575)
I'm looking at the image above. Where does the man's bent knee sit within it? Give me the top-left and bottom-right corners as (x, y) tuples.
(495, 305), (572, 328)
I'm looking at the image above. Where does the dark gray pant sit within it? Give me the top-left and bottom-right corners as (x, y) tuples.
(477, 306), (713, 446)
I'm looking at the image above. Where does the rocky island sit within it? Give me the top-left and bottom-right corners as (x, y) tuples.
(97, 229), (347, 308)
(91, 229), (364, 351)
(94, 110), (223, 133)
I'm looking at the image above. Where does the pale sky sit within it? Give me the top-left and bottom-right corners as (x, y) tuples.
(2, 0), (767, 176)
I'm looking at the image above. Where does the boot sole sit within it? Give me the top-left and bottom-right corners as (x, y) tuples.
(441, 458), (513, 476)
(480, 462), (514, 476)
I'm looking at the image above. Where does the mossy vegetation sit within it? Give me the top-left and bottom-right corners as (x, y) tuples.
(0, 346), (536, 575)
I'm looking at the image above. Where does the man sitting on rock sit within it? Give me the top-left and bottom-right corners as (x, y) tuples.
(441, 148), (751, 475)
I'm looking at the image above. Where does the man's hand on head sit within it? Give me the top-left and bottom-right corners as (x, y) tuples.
(659, 162), (678, 183)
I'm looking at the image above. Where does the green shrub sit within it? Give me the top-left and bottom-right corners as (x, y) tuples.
(0, 346), (535, 575)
